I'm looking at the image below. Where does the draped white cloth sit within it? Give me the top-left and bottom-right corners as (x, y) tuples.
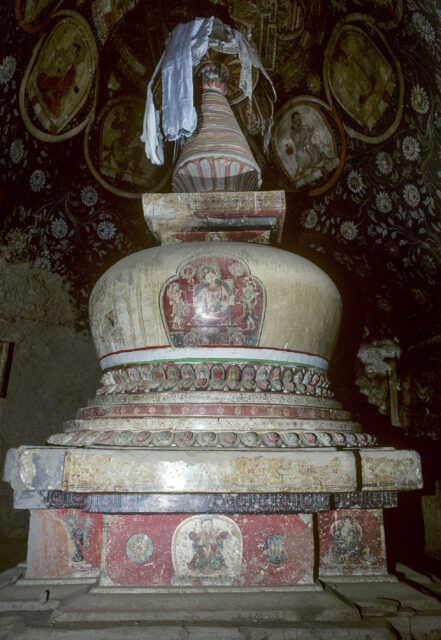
(141, 17), (275, 165)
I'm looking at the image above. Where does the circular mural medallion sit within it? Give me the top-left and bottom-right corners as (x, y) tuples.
(19, 10), (98, 142)
(84, 95), (172, 198)
(323, 14), (404, 144)
(271, 96), (346, 195)
(125, 533), (154, 564)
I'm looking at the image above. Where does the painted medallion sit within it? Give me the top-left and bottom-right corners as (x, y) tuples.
(324, 16), (403, 143)
(19, 11), (98, 141)
(160, 256), (266, 347)
(84, 96), (171, 198)
(272, 97), (345, 195)
(125, 533), (154, 563)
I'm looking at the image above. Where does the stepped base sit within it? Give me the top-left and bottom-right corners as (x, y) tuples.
(1, 564), (441, 639)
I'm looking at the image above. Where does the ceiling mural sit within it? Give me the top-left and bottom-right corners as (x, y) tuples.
(1, 0), (441, 436)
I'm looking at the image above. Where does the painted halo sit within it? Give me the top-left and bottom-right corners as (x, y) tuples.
(84, 95), (171, 199)
(271, 96), (346, 196)
(323, 14), (404, 143)
(19, 11), (98, 142)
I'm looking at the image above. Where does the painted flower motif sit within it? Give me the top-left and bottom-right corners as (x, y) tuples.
(375, 191), (392, 213)
(51, 217), (68, 238)
(30, 169), (46, 192)
(340, 221), (358, 240)
(300, 209), (318, 229)
(411, 12), (435, 43)
(81, 185), (98, 207)
(410, 85), (429, 114)
(347, 169), (365, 193)
(97, 220), (116, 239)
(403, 183), (420, 207)
(402, 136), (420, 161)
(375, 151), (393, 175)
(0, 55), (16, 84)
(9, 139), (24, 164)
(411, 287), (426, 304)
(306, 73), (322, 95)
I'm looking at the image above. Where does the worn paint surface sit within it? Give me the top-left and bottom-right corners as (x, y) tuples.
(103, 513), (313, 587)
(318, 508), (387, 576)
(61, 449), (357, 493)
(26, 509), (101, 579)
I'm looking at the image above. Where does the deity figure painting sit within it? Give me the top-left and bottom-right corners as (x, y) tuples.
(161, 256), (265, 347)
(171, 515), (243, 583)
(36, 36), (85, 116)
(329, 26), (396, 133)
(64, 512), (91, 563)
(273, 101), (339, 189)
(322, 514), (377, 571)
(188, 517), (228, 573)
(166, 281), (189, 330)
(100, 99), (157, 186)
(193, 262), (233, 325)
(24, 14), (97, 135)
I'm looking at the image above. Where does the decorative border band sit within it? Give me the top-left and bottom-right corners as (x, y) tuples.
(48, 429), (376, 449)
(99, 346), (329, 372)
(41, 490), (396, 513)
(97, 361), (332, 398)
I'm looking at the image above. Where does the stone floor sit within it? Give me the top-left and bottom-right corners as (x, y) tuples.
(0, 563), (441, 639)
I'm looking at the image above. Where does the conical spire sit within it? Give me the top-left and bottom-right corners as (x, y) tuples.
(172, 62), (262, 193)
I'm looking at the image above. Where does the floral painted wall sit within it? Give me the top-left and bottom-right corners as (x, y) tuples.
(1, 0), (441, 438)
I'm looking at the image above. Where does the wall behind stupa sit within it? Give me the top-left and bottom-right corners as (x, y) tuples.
(0, 260), (100, 541)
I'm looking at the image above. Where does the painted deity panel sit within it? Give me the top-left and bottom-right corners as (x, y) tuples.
(161, 256), (266, 347)
(329, 27), (395, 132)
(85, 96), (171, 197)
(318, 508), (387, 577)
(272, 98), (344, 193)
(171, 515), (243, 585)
(324, 19), (403, 142)
(26, 509), (101, 579)
(21, 12), (98, 139)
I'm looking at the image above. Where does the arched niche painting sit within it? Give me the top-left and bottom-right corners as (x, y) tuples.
(271, 97), (345, 195)
(19, 11), (98, 141)
(324, 16), (403, 143)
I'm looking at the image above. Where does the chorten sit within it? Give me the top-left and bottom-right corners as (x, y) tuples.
(4, 17), (422, 591)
